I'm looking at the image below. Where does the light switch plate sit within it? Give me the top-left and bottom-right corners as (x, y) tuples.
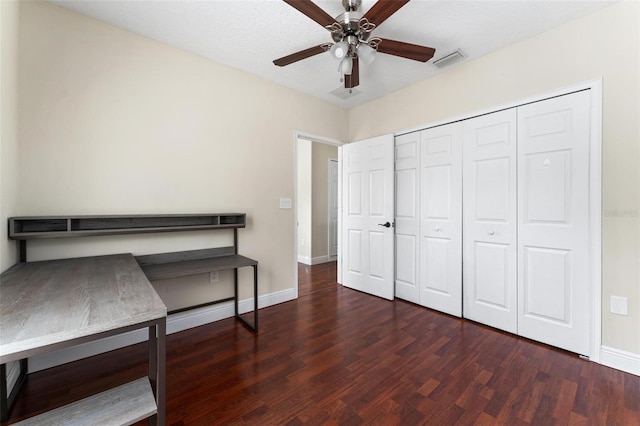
(610, 295), (628, 316)
(279, 198), (292, 209)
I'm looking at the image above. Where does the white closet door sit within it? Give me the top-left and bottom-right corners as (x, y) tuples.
(517, 91), (591, 356)
(341, 134), (395, 300)
(394, 132), (420, 303)
(419, 123), (462, 316)
(463, 109), (518, 333)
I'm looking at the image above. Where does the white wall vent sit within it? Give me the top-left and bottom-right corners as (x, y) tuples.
(433, 49), (465, 68)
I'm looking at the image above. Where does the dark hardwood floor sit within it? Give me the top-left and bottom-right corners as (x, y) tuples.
(4, 261), (639, 425)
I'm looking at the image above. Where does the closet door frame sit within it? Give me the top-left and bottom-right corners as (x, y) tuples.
(394, 78), (602, 361)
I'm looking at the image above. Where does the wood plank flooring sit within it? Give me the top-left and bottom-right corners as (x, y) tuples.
(4, 262), (639, 425)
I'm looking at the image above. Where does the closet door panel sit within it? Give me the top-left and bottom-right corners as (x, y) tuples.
(463, 109), (518, 333)
(394, 132), (420, 303)
(419, 123), (462, 317)
(517, 91), (591, 356)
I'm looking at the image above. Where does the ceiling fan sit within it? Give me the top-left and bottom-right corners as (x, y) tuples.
(273, 0), (436, 92)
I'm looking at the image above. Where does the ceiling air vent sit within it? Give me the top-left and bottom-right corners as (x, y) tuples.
(432, 49), (465, 69)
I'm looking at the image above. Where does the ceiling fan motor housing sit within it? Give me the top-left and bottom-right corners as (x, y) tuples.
(342, 0), (362, 12)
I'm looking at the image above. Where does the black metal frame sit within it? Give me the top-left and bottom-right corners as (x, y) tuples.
(0, 241), (28, 421)
(233, 264), (259, 332)
(233, 229), (258, 332)
(0, 360), (28, 421)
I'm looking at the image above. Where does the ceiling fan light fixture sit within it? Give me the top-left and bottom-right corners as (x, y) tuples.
(339, 56), (353, 75)
(330, 41), (349, 59)
(357, 43), (376, 65)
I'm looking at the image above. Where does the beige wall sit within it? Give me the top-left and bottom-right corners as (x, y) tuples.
(349, 2), (640, 354)
(16, 2), (348, 304)
(0, 0), (19, 273)
(311, 142), (338, 259)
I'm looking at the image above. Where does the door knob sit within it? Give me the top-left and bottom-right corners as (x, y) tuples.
(434, 226), (441, 232)
(378, 222), (391, 228)
(489, 230), (495, 235)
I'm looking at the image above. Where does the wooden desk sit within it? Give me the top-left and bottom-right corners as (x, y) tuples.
(0, 254), (167, 425)
(3, 213), (257, 423)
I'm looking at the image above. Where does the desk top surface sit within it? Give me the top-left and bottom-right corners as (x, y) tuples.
(0, 254), (167, 362)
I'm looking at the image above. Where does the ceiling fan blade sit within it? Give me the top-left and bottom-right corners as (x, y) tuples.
(377, 38), (436, 62)
(273, 44), (329, 67)
(283, 0), (337, 28)
(363, 0), (410, 27)
(345, 56), (360, 89)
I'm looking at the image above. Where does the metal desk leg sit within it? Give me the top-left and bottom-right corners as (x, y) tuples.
(253, 264), (258, 332)
(234, 265), (258, 333)
(234, 268), (239, 318)
(1, 359), (28, 422)
(148, 318), (166, 426)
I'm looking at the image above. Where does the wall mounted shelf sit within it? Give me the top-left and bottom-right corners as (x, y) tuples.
(9, 213), (246, 240)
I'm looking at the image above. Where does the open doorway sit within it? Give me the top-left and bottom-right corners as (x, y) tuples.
(295, 133), (343, 297)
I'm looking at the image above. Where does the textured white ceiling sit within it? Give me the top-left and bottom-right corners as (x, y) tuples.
(50, 0), (614, 108)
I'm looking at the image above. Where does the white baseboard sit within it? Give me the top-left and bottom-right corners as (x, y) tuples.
(311, 255), (329, 265)
(297, 255), (337, 265)
(600, 345), (640, 376)
(28, 288), (296, 373)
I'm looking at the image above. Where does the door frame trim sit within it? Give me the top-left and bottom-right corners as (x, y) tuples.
(394, 79), (602, 362)
(327, 158), (339, 262)
(293, 132), (344, 298)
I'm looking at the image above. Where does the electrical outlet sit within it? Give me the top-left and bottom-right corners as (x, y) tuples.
(209, 271), (219, 283)
(610, 295), (628, 316)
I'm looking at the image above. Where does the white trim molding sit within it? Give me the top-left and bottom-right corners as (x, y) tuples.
(600, 346), (640, 376)
(297, 255), (336, 265)
(28, 288), (296, 373)
(293, 131), (345, 300)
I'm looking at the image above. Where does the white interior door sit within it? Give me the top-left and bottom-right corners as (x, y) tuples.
(341, 134), (395, 300)
(329, 159), (339, 259)
(463, 109), (518, 333)
(394, 131), (420, 304)
(517, 91), (591, 356)
(419, 123), (462, 316)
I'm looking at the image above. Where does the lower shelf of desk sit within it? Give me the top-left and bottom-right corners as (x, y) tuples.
(136, 251), (259, 332)
(13, 377), (156, 426)
(139, 254), (257, 281)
